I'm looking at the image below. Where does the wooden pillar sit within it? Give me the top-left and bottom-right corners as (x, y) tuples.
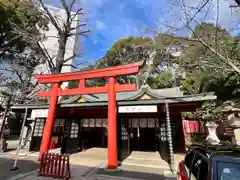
(39, 83), (59, 160)
(107, 77), (117, 169)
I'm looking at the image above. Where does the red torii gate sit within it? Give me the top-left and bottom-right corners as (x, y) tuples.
(34, 61), (143, 169)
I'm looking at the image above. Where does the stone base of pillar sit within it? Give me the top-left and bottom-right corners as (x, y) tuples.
(104, 167), (121, 172)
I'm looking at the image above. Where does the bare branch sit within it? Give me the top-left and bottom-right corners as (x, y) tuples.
(62, 64), (77, 68)
(181, 0), (211, 27)
(0, 68), (24, 84)
(70, 23), (87, 31)
(60, 0), (70, 15)
(69, 29), (90, 37)
(70, 8), (83, 22)
(37, 42), (55, 72)
(62, 55), (76, 63)
(38, 0), (62, 32)
(62, 62), (90, 70)
(69, 0), (77, 13)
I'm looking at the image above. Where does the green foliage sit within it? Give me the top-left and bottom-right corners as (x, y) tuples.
(181, 72), (202, 95)
(179, 23), (236, 74)
(68, 80), (79, 89)
(147, 71), (174, 89)
(111, 37), (153, 52)
(96, 37), (154, 68)
(94, 36), (179, 88)
(179, 22), (240, 100)
(0, 0), (48, 57)
(0, 0), (48, 103)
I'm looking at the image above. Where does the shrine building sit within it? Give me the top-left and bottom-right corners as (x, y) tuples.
(9, 62), (216, 169)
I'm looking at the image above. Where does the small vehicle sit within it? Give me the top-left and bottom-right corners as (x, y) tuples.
(176, 143), (240, 180)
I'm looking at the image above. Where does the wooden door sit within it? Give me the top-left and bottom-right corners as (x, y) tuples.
(30, 118), (46, 151)
(61, 119), (80, 154)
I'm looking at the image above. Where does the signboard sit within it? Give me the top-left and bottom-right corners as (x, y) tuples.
(118, 105), (157, 113)
(31, 109), (48, 118)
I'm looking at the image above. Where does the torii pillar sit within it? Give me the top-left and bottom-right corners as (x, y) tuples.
(34, 61), (143, 169)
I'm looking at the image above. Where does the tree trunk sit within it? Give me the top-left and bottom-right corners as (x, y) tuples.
(54, 34), (67, 74)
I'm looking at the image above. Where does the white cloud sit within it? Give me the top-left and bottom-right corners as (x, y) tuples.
(95, 21), (107, 30)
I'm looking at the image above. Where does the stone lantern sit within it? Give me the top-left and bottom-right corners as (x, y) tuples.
(203, 113), (220, 145)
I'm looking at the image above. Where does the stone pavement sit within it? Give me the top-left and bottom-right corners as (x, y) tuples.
(0, 154), (39, 180)
(14, 164), (175, 180)
(7, 148), (178, 180)
(4, 148), (61, 157)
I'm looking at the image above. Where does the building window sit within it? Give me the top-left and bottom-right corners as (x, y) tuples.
(53, 119), (65, 135)
(70, 121), (79, 138)
(33, 118), (46, 137)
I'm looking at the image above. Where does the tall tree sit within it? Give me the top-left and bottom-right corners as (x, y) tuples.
(94, 37), (156, 87)
(33, 0), (89, 74)
(1, 0), (90, 103)
(94, 36), (181, 89)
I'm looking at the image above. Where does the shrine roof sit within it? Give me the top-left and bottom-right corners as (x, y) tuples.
(10, 91), (216, 110)
(60, 85), (184, 104)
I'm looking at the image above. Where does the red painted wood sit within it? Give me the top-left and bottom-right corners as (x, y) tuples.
(39, 83), (59, 160)
(39, 84), (136, 97)
(79, 79), (86, 88)
(107, 77), (117, 169)
(178, 118), (186, 153)
(35, 62), (143, 170)
(34, 61), (143, 83)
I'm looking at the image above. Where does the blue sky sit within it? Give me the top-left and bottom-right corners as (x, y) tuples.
(45, 0), (240, 64)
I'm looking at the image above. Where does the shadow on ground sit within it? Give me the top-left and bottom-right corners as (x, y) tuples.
(93, 165), (175, 180)
(0, 156), (39, 180)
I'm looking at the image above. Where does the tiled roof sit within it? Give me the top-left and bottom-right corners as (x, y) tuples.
(60, 85), (184, 104)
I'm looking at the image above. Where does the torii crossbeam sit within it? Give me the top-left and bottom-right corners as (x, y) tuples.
(34, 61), (143, 169)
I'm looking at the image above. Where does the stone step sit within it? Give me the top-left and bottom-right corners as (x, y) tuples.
(122, 158), (168, 168)
(128, 151), (160, 159)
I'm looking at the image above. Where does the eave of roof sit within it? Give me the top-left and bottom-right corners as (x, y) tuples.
(10, 92), (216, 110)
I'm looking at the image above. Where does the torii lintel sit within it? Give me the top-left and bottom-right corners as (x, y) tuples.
(34, 61), (143, 84)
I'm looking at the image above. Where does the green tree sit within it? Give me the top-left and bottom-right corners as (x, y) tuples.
(96, 37), (154, 68)
(94, 37), (155, 87)
(147, 71), (174, 89)
(0, 0), (49, 103)
(94, 35), (181, 88)
(179, 23), (240, 97)
(0, 0), (48, 58)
